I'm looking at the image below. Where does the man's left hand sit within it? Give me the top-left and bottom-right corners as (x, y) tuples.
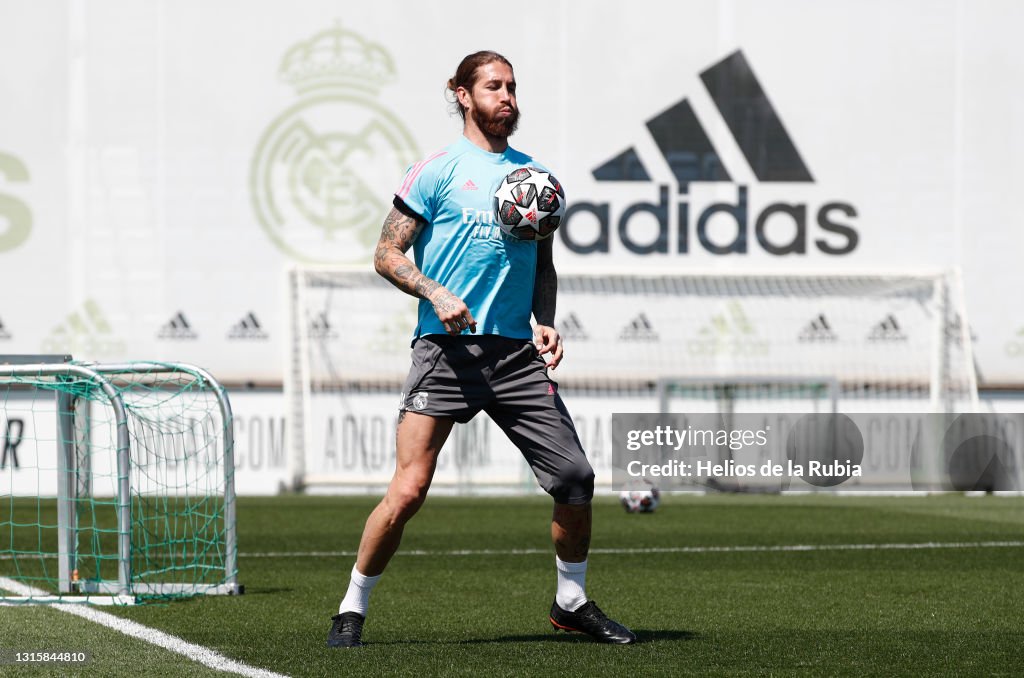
(533, 325), (563, 370)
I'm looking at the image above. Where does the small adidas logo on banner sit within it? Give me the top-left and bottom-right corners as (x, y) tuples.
(461, 179), (478, 191)
(688, 301), (768, 356)
(228, 312), (269, 340)
(868, 314), (906, 342)
(308, 311), (338, 340)
(799, 314), (837, 343)
(944, 313), (977, 346)
(559, 312), (589, 341)
(158, 312), (198, 340)
(619, 313), (659, 341)
(41, 299), (126, 358)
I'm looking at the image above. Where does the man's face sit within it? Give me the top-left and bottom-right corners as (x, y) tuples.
(465, 61), (519, 138)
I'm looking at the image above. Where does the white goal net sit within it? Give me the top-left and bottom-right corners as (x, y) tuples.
(0, 359), (239, 605)
(285, 266), (978, 491)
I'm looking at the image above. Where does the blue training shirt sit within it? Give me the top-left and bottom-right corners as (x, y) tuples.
(395, 135), (548, 341)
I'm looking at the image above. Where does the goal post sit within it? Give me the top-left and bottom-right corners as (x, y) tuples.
(0, 357), (240, 605)
(284, 265), (423, 492)
(285, 266), (979, 490)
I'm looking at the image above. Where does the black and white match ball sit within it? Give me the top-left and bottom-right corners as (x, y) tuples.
(493, 166), (565, 241)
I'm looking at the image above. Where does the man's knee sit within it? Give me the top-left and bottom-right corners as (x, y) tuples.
(547, 458), (595, 505)
(385, 480), (429, 525)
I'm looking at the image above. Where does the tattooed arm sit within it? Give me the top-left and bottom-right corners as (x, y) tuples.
(532, 237), (563, 369)
(373, 200), (476, 335)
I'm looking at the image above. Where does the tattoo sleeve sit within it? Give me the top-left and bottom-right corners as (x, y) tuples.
(374, 206), (445, 302)
(532, 237), (557, 326)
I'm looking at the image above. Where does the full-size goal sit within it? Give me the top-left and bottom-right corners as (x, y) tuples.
(285, 266), (978, 491)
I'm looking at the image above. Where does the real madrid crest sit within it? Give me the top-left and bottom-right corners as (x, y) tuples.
(251, 24), (420, 264)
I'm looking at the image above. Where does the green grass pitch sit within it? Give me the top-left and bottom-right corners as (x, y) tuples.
(3, 494), (1024, 676)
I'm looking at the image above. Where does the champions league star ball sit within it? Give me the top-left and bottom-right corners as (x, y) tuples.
(619, 488), (660, 514)
(493, 166), (565, 240)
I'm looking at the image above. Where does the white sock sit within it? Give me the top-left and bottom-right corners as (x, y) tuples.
(338, 565), (382, 616)
(555, 557), (588, 612)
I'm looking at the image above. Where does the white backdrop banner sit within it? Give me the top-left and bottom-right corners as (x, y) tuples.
(1, 1), (1023, 385)
(7, 387), (1023, 496)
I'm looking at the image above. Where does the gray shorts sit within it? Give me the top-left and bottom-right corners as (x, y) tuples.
(399, 335), (594, 504)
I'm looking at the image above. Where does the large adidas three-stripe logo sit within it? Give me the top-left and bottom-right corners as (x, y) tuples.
(560, 50), (859, 257)
(594, 51), (812, 191)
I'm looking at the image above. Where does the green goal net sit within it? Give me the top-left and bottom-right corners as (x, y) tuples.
(0, 358), (239, 605)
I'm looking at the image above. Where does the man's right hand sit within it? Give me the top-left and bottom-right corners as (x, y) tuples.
(430, 288), (477, 335)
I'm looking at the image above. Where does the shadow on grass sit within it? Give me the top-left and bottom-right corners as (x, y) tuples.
(634, 629), (699, 643)
(367, 629), (698, 646)
(236, 587), (294, 595)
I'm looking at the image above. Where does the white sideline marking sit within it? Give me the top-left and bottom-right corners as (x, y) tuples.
(0, 576), (288, 678)
(237, 540), (1024, 559)
(7, 541), (1022, 562)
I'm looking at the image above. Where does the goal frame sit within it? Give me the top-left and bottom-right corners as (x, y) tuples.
(657, 375), (841, 415)
(285, 265), (980, 490)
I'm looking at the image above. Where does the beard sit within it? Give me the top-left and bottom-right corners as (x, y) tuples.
(471, 103), (519, 138)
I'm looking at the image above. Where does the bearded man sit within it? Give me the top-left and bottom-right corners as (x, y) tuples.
(327, 51), (636, 648)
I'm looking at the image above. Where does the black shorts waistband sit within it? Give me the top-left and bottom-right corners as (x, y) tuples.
(415, 334), (533, 351)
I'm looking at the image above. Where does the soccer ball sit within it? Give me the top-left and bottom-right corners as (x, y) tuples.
(493, 166), (565, 240)
(619, 488), (660, 513)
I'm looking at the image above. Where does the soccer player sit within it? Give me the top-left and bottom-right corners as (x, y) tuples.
(328, 51), (636, 648)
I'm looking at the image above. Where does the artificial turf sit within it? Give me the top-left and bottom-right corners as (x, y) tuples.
(3, 494), (1023, 676)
